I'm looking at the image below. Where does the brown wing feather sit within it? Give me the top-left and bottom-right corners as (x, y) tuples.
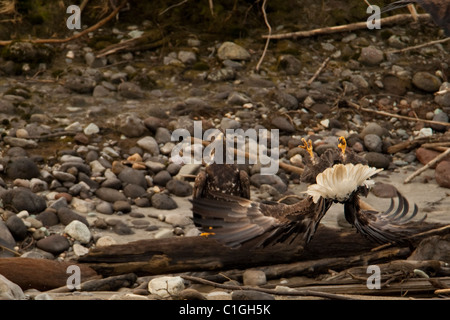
(344, 190), (426, 244)
(192, 191), (332, 248)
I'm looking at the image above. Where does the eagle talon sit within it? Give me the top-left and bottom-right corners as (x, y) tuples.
(300, 138), (315, 161)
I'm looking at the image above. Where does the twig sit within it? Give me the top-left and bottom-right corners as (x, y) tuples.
(307, 56), (331, 86)
(158, 0), (189, 16)
(262, 13), (431, 39)
(0, 244), (21, 256)
(181, 274), (357, 300)
(404, 148), (450, 183)
(0, 0), (128, 46)
(387, 37), (450, 54)
(208, 0), (214, 16)
(255, 0), (271, 72)
(346, 100), (450, 127)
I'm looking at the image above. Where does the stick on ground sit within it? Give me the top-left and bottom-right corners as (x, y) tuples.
(262, 13), (431, 40)
(404, 148), (450, 183)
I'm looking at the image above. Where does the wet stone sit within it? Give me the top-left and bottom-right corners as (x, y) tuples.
(118, 82), (144, 99)
(166, 179), (193, 197)
(113, 200), (132, 213)
(364, 152), (390, 169)
(0, 221), (15, 257)
(123, 184), (146, 199)
(96, 201), (114, 215)
(5, 157), (40, 180)
(364, 134), (383, 153)
(271, 116), (295, 133)
(151, 193), (178, 210)
(95, 187), (127, 203)
(64, 75), (96, 93)
(0, 188), (47, 214)
(6, 215), (27, 241)
(36, 234), (70, 255)
(435, 161), (450, 189)
(372, 183), (398, 198)
(430, 111), (449, 132)
(153, 170), (172, 186)
(35, 210), (60, 227)
(412, 72), (442, 93)
(358, 46), (384, 65)
(57, 207), (89, 226)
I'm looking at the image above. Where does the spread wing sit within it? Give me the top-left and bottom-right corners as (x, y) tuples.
(192, 192), (280, 248)
(344, 190), (426, 244)
(192, 191), (331, 248)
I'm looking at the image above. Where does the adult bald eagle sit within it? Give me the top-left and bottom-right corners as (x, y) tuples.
(306, 163), (423, 244)
(381, 0), (450, 36)
(192, 139), (423, 248)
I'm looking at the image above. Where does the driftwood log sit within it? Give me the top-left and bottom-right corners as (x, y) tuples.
(0, 258), (99, 291)
(78, 223), (446, 277)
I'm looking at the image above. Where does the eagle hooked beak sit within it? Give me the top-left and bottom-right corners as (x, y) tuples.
(338, 136), (346, 156)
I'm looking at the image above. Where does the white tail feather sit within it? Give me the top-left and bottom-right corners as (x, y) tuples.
(306, 163), (383, 203)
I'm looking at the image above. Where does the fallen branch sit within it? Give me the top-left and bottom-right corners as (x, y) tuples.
(307, 56), (331, 86)
(404, 148), (450, 183)
(387, 37), (450, 54)
(181, 274), (357, 300)
(347, 100), (450, 128)
(0, 0), (128, 46)
(203, 246), (411, 283)
(262, 13), (431, 40)
(255, 0), (271, 72)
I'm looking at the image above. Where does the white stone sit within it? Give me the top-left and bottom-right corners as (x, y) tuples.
(73, 243), (89, 257)
(64, 220), (92, 244)
(16, 210), (29, 219)
(83, 123), (100, 135)
(0, 275), (26, 300)
(15, 128), (29, 138)
(154, 228), (173, 239)
(65, 121), (83, 132)
(96, 236), (117, 247)
(137, 136), (159, 156)
(29, 178), (48, 193)
(289, 154), (303, 167)
(206, 291), (232, 300)
(90, 160), (106, 173)
(71, 197), (95, 213)
(417, 127), (433, 138)
(165, 213), (191, 227)
(148, 276), (185, 298)
(243, 270), (267, 286)
(217, 42), (250, 61)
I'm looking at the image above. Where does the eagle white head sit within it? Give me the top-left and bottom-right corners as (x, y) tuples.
(306, 163), (383, 203)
